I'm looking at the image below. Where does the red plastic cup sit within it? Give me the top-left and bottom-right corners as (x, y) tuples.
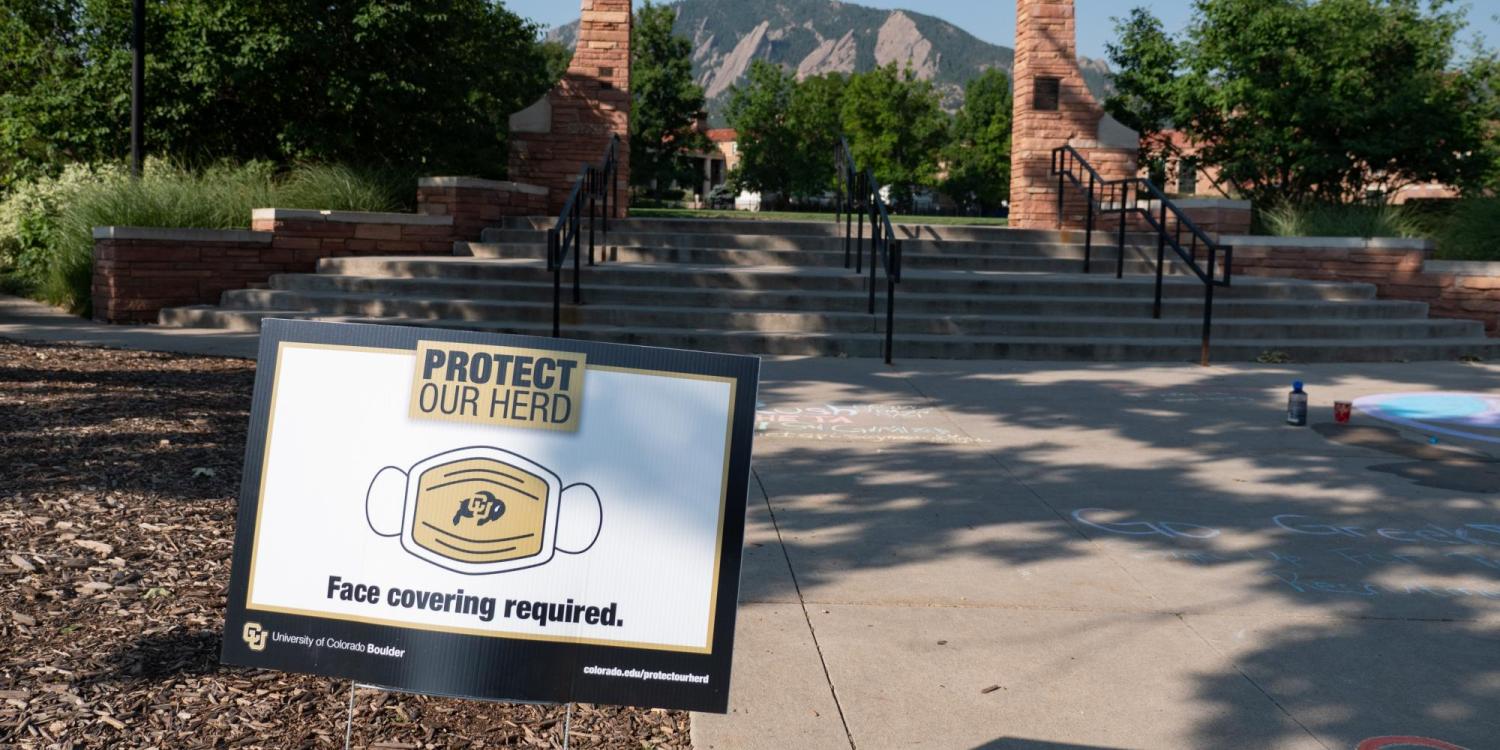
(1334, 401), (1352, 424)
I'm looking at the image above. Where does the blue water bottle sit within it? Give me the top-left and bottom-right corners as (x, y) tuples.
(1286, 381), (1309, 426)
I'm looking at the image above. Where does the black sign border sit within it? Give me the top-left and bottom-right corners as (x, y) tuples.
(221, 319), (760, 713)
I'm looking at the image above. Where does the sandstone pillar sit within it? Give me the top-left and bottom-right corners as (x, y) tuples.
(509, 0), (632, 218)
(1008, 0), (1137, 230)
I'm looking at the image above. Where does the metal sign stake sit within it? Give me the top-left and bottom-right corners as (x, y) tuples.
(344, 681), (357, 750)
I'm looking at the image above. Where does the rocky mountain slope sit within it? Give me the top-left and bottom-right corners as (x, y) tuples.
(547, 0), (1114, 123)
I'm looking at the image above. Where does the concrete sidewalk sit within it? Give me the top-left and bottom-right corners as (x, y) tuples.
(6, 296), (1498, 749)
(702, 357), (1500, 750)
(0, 295), (257, 358)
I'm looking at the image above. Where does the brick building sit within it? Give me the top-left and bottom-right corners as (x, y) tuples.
(1146, 129), (1462, 204)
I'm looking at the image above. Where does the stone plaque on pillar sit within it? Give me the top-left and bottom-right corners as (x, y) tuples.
(1033, 78), (1061, 111)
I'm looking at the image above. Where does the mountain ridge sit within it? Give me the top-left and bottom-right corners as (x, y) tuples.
(546, 0), (1114, 124)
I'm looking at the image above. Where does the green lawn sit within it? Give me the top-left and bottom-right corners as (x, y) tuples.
(630, 207), (1009, 227)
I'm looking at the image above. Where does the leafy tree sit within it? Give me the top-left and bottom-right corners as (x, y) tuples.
(0, 0), (554, 193)
(0, 1), (114, 192)
(539, 40), (574, 88)
(723, 61), (798, 198)
(724, 65), (846, 202)
(1106, 0), (1497, 206)
(1477, 53), (1500, 192)
(840, 63), (948, 206)
(1104, 9), (1187, 187)
(785, 72), (847, 196)
(942, 68), (1012, 212)
(629, 1), (709, 196)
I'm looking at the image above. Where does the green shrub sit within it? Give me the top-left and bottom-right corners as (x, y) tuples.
(1433, 198), (1500, 261)
(1256, 202), (1427, 239)
(277, 164), (413, 214)
(0, 164), (124, 295)
(1, 160), (416, 315)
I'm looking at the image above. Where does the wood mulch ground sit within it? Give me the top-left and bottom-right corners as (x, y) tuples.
(0, 341), (691, 749)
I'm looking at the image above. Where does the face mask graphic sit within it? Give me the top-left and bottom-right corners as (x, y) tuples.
(366, 448), (601, 575)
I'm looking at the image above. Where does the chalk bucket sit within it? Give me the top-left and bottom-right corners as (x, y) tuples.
(1334, 401), (1352, 424)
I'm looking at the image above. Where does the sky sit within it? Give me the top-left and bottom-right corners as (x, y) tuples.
(504, 0), (1500, 61)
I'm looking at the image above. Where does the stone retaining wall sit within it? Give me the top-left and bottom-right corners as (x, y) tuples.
(1227, 236), (1500, 336)
(250, 209), (456, 256)
(416, 177), (549, 240)
(1176, 199), (1253, 240)
(92, 228), (274, 323)
(94, 210), (457, 323)
(1096, 199), (1253, 243)
(1427, 261), (1500, 336)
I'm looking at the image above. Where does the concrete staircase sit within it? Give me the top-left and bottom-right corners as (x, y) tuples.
(158, 217), (1500, 362)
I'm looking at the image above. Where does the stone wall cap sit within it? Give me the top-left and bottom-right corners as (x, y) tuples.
(1425, 260), (1500, 277)
(1222, 235), (1434, 251)
(1364, 236), (1435, 251)
(251, 208), (454, 226)
(418, 177), (549, 195)
(1172, 198), (1253, 210)
(93, 226), (273, 243)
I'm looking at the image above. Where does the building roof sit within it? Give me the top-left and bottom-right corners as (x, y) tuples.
(706, 128), (738, 143)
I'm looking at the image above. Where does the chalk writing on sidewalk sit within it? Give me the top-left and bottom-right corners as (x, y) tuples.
(1355, 391), (1500, 447)
(1068, 510), (1500, 548)
(1266, 570), (1500, 600)
(1115, 387), (1261, 404)
(1075, 507), (1500, 603)
(1130, 548), (1500, 575)
(755, 402), (933, 419)
(1273, 514), (1500, 547)
(754, 401), (985, 445)
(1071, 508), (1220, 539)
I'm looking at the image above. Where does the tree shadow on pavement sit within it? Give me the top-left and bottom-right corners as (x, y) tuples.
(750, 357), (1500, 748)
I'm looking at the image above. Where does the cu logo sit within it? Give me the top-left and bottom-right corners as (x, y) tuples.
(1358, 737), (1469, 750)
(242, 622), (268, 652)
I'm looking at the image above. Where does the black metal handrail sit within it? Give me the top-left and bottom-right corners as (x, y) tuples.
(1051, 145), (1233, 366)
(547, 134), (620, 337)
(835, 137), (903, 364)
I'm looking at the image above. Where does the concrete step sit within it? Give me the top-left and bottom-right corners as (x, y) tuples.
(495, 217), (1055, 244)
(271, 274), (1430, 320)
(475, 230), (1165, 260)
(153, 218), (1489, 364)
(458, 241), (1188, 275)
(156, 306), (320, 332)
(315, 257), (1377, 302)
(154, 306), (1500, 363)
(209, 288), (1482, 341)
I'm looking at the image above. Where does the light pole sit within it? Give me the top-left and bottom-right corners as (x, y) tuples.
(131, 0), (144, 179)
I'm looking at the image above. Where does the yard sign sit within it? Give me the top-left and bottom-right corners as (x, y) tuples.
(221, 319), (759, 713)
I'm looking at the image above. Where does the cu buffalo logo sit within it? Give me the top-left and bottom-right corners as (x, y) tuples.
(367, 447), (601, 576)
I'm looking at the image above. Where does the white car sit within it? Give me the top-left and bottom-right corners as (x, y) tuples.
(877, 185), (940, 212)
(734, 191), (763, 212)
